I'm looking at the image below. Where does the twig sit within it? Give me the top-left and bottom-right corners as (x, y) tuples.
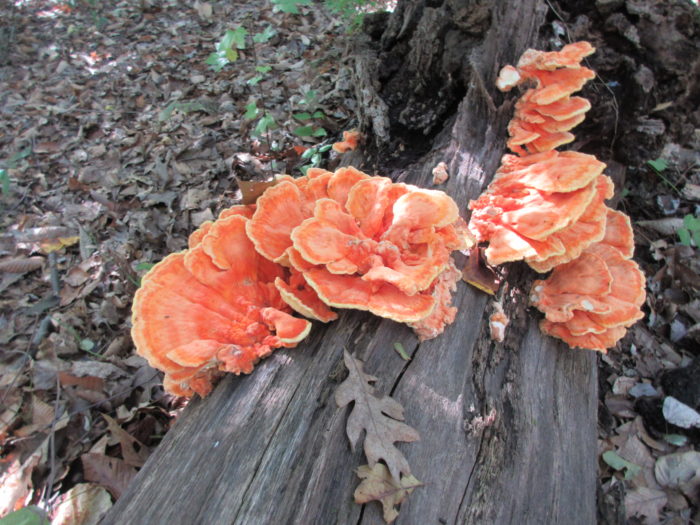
(42, 374), (62, 510)
(48, 252), (60, 297)
(469, 58), (497, 114)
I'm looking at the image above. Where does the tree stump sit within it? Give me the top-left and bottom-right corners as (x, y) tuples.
(103, 1), (598, 523)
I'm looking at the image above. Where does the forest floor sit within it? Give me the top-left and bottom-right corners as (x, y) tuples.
(0, 0), (698, 523)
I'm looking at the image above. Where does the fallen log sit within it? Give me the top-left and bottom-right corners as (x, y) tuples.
(103, 1), (598, 523)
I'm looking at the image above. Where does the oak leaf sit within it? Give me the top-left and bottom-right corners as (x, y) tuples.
(354, 464), (422, 523)
(335, 350), (419, 481)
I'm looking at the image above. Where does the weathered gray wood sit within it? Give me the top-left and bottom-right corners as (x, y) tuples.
(103, 1), (598, 523)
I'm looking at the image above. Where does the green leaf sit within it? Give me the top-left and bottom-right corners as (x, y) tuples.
(205, 52), (228, 71)
(300, 147), (315, 160)
(319, 144), (332, 153)
(271, 0), (312, 14)
(683, 214), (700, 231)
(224, 48), (239, 62)
(312, 110), (325, 119)
(253, 26), (276, 43)
(602, 450), (641, 480)
(310, 153), (321, 165)
(135, 262), (155, 272)
(80, 338), (95, 352)
(244, 102), (260, 120)
(0, 506), (50, 525)
(159, 101), (177, 121)
(0, 168), (9, 196)
(300, 89), (318, 106)
(294, 112), (313, 121)
(678, 228), (692, 246)
(254, 114), (277, 136)
(218, 29), (237, 51)
(647, 158), (668, 173)
(663, 433), (688, 446)
(312, 127), (327, 137)
(247, 75), (263, 86)
(8, 147), (32, 168)
(393, 342), (411, 361)
(293, 125), (315, 137)
(255, 65), (272, 74)
(229, 26), (248, 49)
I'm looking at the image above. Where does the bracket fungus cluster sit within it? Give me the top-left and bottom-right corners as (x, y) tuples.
(530, 209), (646, 351)
(467, 41), (646, 351)
(469, 41), (609, 271)
(132, 167), (472, 395)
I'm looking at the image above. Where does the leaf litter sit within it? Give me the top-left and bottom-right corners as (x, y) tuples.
(0, 0), (357, 520)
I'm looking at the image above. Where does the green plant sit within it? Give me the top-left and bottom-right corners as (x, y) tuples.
(298, 143), (332, 174)
(248, 65), (272, 86)
(0, 147), (31, 199)
(206, 27), (248, 71)
(271, 0), (312, 14)
(647, 157), (681, 195)
(325, 0), (382, 25)
(677, 214), (700, 247)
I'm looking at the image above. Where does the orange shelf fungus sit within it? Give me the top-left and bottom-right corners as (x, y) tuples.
(467, 41), (646, 352)
(246, 166), (472, 339)
(132, 208), (312, 397)
(495, 41), (595, 157)
(530, 214), (645, 352)
(468, 42), (613, 271)
(332, 130), (362, 153)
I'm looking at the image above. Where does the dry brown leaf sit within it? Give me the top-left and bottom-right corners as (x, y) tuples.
(0, 256), (44, 274)
(625, 487), (667, 524)
(354, 463), (422, 524)
(81, 453), (136, 499)
(655, 451), (700, 504)
(52, 483), (113, 525)
(58, 371), (105, 392)
(102, 414), (150, 467)
(0, 442), (46, 516)
(335, 350), (419, 482)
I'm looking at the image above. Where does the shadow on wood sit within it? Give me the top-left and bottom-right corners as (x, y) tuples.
(103, 1), (598, 523)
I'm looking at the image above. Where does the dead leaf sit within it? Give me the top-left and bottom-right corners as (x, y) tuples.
(462, 247), (499, 295)
(0, 443), (46, 516)
(102, 414), (150, 467)
(637, 218), (684, 237)
(41, 236), (79, 254)
(625, 487), (667, 524)
(335, 350), (420, 482)
(58, 371), (105, 392)
(52, 483), (113, 525)
(194, 1), (213, 20)
(81, 453), (136, 499)
(655, 451), (700, 503)
(354, 463), (422, 524)
(0, 256), (44, 274)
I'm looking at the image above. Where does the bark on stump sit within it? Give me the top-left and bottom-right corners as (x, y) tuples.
(103, 1), (598, 523)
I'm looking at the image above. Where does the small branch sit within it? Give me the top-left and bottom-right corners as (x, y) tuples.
(469, 59), (497, 114)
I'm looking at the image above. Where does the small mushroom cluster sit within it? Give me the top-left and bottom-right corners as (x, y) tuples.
(132, 167), (472, 396)
(468, 41), (646, 351)
(469, 41), (609, 271)
(530, 209), (646, 351)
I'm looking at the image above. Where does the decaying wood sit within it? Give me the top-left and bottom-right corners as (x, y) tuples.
(103, 1), (598, 523)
